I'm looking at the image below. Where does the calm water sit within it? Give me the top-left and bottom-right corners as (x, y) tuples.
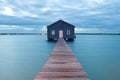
(68, 35), (120, 80)
(0, 35), (56, 80)
(0, 35), (120, 80)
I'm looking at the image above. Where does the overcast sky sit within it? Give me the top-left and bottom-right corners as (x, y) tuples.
(0, 0), (120, 33)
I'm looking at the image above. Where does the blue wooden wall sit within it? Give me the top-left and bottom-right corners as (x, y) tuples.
(47, 20), (75, 40)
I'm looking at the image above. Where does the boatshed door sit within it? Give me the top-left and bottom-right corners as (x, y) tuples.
(59, 30), (63, 38)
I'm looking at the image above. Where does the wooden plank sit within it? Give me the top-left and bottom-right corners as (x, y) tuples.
(34, 38), (90, 80)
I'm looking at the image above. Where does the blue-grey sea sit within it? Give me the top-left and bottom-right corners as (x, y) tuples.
(0, 35), (120, 80)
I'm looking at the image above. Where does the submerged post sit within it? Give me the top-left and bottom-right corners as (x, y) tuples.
(34, 38), (90, 80)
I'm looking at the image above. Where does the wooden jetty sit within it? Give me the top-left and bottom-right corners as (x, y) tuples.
(34, 38), (90, 80)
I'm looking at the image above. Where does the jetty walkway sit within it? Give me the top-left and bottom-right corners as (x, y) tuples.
(34, 38), (90, 80)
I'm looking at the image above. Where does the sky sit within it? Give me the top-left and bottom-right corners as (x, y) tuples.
(0, 0), (120, 33)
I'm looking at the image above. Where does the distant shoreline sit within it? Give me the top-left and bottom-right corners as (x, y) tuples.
(0, 33), (120, 35)
(0, 33), (43, 35)
(75, 33), (120, 35)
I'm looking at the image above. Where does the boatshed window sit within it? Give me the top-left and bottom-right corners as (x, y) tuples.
(52, 30), (55, 35)
(67, 30), (70, 35)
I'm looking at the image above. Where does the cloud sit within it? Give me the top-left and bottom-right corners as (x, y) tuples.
(23, 28), (34, 31)
(75, 27), (120, 33)
(18, 10), (38, 18)
(0, 6), (14, 16)
(0, 0), (120, 32)
(0, 25), (39, 33)
(0, 25), (19, 30)
(75, 28), (101, 33)
(0, 25), (34, 30)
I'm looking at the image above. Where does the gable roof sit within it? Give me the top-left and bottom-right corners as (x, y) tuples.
(47, 20), (75, 28)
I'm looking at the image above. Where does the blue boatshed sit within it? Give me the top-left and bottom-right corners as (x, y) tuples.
(47, 20), (75, 41)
